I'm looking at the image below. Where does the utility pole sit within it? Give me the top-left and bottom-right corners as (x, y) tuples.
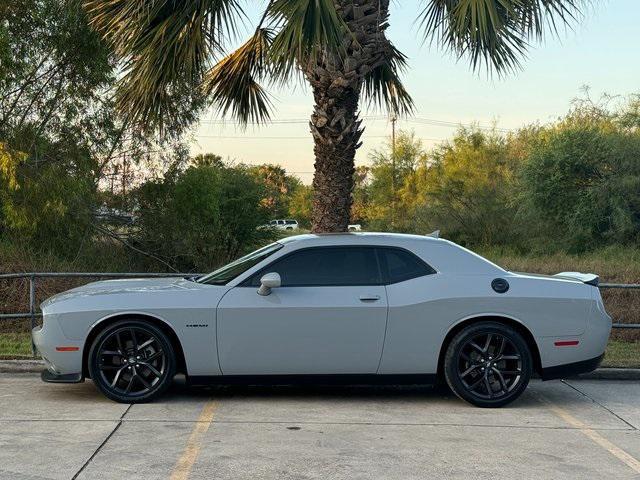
(391, 114), (397, 230)
(122, 155), (128, 197)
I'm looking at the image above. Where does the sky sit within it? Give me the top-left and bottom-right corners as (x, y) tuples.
(190, 0), (640, 184)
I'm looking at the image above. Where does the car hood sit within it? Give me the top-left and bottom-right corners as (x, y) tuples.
(41, 277), (201, 309)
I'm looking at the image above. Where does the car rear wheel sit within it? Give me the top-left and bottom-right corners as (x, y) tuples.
(444, 322), (532, 408)
(88, 320), (176, 403)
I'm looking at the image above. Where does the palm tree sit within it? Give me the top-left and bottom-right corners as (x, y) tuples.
(84, 0), (583, 232)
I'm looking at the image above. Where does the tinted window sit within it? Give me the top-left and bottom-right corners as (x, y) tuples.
(379, 248), (435, 284)
(250, 247), (381, 286)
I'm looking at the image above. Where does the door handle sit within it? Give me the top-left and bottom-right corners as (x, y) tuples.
(359, 295), (381, 302)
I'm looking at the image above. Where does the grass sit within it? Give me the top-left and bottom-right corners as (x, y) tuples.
(1, 332), (638, 368)
(478, 245), (640, 284)
(0, 332), (32, 358)
(602, 340), (640, 368)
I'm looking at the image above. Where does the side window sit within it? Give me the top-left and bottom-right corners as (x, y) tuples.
(378, 248), (436, 284)
(249, 247), (382, 286)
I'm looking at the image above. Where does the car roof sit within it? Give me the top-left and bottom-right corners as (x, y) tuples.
(278, 232), (440, 246)
(276, 232), (504, 274)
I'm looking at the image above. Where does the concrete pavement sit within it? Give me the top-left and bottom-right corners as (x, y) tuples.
(0, 373), (638, 479)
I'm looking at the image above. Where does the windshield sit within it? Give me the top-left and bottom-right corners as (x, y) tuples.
(197, 242), (283, 285)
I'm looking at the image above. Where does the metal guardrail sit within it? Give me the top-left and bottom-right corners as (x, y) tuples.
(599, 283), (640, 329)
(0, 273), (638, 356)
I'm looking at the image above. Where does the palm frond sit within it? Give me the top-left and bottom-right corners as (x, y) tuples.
(268, 0), (349, 75)
(84, 0), (244, 132)
(419, 0), (582, 74)
(202, 28), (274, 125)
(363, 44), (414, 116)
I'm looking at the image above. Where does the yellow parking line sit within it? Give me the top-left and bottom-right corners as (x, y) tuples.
(542, 396), (640, 474)
(170, 401), (217, 480)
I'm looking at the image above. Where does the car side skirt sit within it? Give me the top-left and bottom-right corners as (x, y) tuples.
(540, 353), (604, 381)
(187, 373), (438, 387)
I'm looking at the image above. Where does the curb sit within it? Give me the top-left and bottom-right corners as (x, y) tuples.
(0, 360), (44, 373)
(574, 367), (640, 381)
(1, 360), (639, 380)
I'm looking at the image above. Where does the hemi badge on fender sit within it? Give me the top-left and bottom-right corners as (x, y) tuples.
(554, 340), (579, 347)
(55, 346), (79, 352)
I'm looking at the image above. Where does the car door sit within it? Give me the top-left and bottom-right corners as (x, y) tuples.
(217, 246), (388, 375)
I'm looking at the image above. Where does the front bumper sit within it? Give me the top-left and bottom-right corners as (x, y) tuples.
(41, 369), (84, 383)
(540, 353), (604, 380)
(32, 319), (83, 379)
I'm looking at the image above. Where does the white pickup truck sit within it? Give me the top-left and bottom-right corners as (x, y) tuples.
(267, 219), (299, 230)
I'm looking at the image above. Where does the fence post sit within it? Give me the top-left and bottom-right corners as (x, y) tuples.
(29, 275), (36, 357)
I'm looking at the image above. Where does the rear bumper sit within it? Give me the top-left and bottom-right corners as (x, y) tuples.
(540, 353), (604, 380)
(41, 369), (84, 383)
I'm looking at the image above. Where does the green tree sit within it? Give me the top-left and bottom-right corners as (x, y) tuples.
(366, 131), (426, 231)
(134, 162), (274, 271)
(288, 184), (313, 229)
(192, 153), (224, 168)
(0, 0), (115, 253)
(0, 137), (98, 252)
(249, 164), (301, 219)
(0, 0), (193, 256)
(0, 0), (113, 135)
(351, 165), (370, 226)
(84, 0), (584, 232)
(518, 107), (640, 251)
(404, 128), (518, 245)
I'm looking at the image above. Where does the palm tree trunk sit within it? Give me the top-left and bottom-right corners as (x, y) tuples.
(307, 0), (390, 233)
(309, 77), (363, 232)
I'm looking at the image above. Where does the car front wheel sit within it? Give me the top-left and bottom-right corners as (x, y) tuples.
(88, 320), (176, 403)
(444, 322), (532, 408)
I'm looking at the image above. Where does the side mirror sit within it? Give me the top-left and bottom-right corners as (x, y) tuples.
(257, 272), (281, 296)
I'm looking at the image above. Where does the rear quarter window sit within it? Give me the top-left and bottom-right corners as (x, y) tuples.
(378, 248), (436, 284)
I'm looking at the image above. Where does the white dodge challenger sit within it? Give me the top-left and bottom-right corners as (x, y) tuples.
(33, 233), (611, 407)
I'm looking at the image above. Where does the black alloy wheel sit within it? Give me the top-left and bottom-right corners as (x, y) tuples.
(88, 320), (176, 403)
(444, 322), (532, 407)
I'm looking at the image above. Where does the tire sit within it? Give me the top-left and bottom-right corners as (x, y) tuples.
(444, 322), (532, 408)
(88, 319), (176, 403)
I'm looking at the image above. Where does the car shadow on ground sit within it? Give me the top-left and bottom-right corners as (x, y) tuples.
(29, 373), (576, 410)
(156, 375), (546, 409)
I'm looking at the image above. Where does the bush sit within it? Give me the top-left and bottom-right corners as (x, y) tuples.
(0, 139), (97, 254)
(288, 184), (313, 229)
(134, 162), (275, 272)
(518, 114), (640, 251)
(401, 128), (519, 246)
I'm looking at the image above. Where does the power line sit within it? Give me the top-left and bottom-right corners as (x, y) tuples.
(195, 135), (444, 140)
(198, 115), (389, 126)
(194, 134), (444, 141)
(195, 134), (378, 140)
(196, 115), (512, 132)
(404, 117), (512, 132)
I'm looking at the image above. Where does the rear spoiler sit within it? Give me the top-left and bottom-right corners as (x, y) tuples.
(554, 272), (600, 287)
